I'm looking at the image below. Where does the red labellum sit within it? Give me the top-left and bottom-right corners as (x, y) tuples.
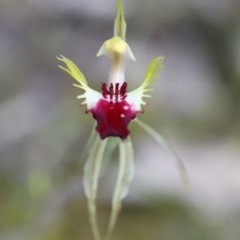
(90, 82), (137, 139)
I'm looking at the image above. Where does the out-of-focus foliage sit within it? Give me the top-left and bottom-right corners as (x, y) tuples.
(0, 0), (240, 240)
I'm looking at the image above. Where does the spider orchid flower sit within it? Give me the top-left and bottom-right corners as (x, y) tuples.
(57, 1), (188, 240)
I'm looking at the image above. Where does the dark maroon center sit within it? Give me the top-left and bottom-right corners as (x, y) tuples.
(90, 82), (137, 139)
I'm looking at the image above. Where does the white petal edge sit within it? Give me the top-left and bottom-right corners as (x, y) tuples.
(74, 84), (102, 110)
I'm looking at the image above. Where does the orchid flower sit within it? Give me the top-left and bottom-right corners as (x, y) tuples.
(57, 1), (188, 240)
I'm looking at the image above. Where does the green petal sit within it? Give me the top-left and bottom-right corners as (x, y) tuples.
(114, 0), (126, 40)
(141, 56), (164, 89)
(57, 55), (88, 87)
(126, 56), (164, 111)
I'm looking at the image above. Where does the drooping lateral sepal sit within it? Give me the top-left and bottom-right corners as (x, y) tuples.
(84, 135), (108, 240)
(105, 137), (135, 240)
(134, 118), (189, 189)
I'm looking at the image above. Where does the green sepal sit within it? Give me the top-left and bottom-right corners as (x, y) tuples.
(134, 118), (189, 189)
(57, 55), (88, 87)
(84, 135), (108, 240)
(141, 56), (164, 89)
(105, 138), (135, 240)
(114, 0), (126, 40)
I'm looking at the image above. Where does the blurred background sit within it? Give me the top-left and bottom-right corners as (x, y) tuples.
(0, 0), (240, 239)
